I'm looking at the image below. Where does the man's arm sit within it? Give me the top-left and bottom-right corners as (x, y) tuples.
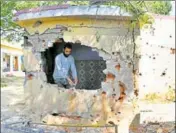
(70, 57), (78, 81)
(55, 55), (66, 78)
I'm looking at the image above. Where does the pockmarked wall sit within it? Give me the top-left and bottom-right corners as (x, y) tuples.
(19, 16), (140, 127)
(138, 15), (175, 98)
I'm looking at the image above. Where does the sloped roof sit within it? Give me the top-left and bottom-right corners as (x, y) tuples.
(13, 5), (132, 21)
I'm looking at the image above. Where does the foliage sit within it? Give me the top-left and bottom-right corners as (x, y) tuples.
(143, 86), (175, 103)
(165, 87), (175, 102)
(1, 1), (64, 41)
(148, 1), (172, 15)
(1, 77), (8, 88)
(0, 0), (172, 41)
(129, 13), (154, 30)
(1, 83), (8, 88)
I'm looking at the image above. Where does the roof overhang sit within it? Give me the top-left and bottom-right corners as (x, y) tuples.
(13, 5), (132, 22)
(1, 40), (23, 50)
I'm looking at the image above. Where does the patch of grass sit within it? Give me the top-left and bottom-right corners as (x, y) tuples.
(142, 87), (175, 103)
(144, 93), (160, 101)
(1, 78), (8, 88)
(1, 84), (8, 88)
(165, 87), (175, 102)
(1, 76), (24, 88)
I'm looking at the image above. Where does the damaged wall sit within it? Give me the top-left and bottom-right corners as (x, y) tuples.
(138, 15), (175, 98)
(21, 15), (175, 128)
(21, 16), (140, 127)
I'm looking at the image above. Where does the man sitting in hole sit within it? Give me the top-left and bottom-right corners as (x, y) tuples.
(53, 42), (78, 89)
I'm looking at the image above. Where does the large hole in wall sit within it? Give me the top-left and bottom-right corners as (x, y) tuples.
(40, 38), (106, 90)
(25, 25), (140, 97)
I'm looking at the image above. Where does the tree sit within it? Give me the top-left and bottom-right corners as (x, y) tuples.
(147, 1), (172, 15)
(1, 1), (64, 41)
(0, 0), (172, 42)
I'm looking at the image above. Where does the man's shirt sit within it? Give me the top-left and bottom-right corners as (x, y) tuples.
(53, 53), (77, 80)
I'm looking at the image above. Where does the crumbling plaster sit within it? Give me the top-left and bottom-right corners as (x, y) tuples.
(22, 17), (140, 126)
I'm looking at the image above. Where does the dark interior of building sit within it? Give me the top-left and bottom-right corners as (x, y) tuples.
(41, 39), (106, 90)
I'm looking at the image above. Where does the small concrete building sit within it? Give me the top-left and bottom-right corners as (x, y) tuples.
(13, 4), (175, 132)
(14, 5), (138, 132)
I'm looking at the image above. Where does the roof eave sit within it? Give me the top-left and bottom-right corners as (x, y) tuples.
(13, 5), (132, 22)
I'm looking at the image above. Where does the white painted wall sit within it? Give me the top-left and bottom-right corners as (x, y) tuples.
(138, 16), (175, 97)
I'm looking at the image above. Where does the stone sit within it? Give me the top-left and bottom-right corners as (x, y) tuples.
(156, 128), (163, 133)
(42, 114), (81, 125)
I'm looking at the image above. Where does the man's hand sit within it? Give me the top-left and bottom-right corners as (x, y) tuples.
(74, 78), (78, 85)
(67, 77), (74, 85)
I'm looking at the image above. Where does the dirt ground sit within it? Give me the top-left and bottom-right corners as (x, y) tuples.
(1, 76), (175, 133)
(1, 76), (25, 117)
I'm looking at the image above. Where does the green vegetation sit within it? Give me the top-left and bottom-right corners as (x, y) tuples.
(1, 76), (23, 88)
(165, 87), (175, 102)
(1, 83), (8, 88)
(143, 87), (175, 103)
(1, 78), (9, 88)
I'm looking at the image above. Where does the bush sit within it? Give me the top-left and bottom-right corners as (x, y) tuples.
(143, 87), (175, 103)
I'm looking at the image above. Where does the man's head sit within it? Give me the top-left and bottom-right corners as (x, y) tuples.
(55, 38), (64, 43)
(55, 34), (63, 43)
(63, 43), (72, 57)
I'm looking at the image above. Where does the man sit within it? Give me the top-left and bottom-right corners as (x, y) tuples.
(53, 42), (78, 89)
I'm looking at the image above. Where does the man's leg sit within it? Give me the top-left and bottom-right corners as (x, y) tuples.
(65, 84), (71, 89)
(54, 79), (65, 88)
(57, 82), (65, 88)
(54, 78), (72, 89)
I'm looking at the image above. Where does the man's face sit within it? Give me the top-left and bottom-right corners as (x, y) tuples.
(63, 47), (72, 57)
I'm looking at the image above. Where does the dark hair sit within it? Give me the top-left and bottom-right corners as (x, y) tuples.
(60, 38), (64, 42)
(64, 42), (72, 50)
